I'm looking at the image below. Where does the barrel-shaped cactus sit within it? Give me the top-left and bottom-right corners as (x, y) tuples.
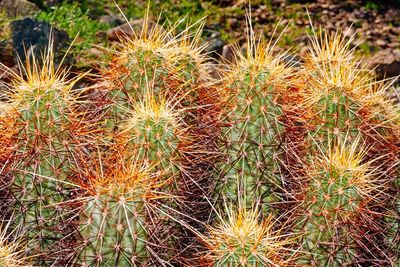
(294, 138), (383, 266)
(116, 90), (185, 182)
(300, 31), (399, 151)
(214, 34), (293, 214)
(76, 154), (172, 266)
(0, 47), (92, 264)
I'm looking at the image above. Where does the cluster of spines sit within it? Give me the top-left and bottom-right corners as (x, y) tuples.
(0, 221), (30, 267)
(197, 205), (298, 267)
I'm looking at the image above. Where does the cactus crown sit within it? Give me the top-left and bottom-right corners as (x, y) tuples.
(306, 137), (379, 215)
(228, 33), (291, 87)
(122, 91), (180, 131)
(82, 154), (167, 199)
(202, 205), (295, 266)
(0, 223), (28, 267)
(9, 47), (78, 102)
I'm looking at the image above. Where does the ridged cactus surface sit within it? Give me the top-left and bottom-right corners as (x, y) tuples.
(76, 157), (164, 266)
(294, 139), (380, 266)
(0, 48), (91, 265)
(215, 36), (292, 214)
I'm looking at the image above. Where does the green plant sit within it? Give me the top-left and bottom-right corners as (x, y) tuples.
(35, 3), (109, 53)
(364, 0), (381, 10)
(0, 10), (18, 41)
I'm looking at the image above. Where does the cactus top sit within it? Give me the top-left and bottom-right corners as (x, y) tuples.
(202, 206), (297, 266)
(0, 223), (27, 267)
(85, 157), (167, 200)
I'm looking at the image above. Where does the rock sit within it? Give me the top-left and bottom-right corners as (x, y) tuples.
(367, 49), (400, 79)
(10, 18), (72, 66)
(0, 40), (14, 67)
(282, 54), (302, 68)
(375, 39), (387, 47)
(221, 44), (235, 63)
(100, 14), (124, 27)
(0, 0), (38, 17)
(107, 19), (157, 42)
(204, 33), (225, 59)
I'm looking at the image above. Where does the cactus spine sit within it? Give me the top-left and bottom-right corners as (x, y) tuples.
(0, 221), (29, 267)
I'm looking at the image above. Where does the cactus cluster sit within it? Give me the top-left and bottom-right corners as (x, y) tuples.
(0, 8), (399, 267)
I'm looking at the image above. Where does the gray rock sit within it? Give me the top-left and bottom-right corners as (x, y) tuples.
(282, 54), (302, 68)
(100, 14), (124, 27)
(10, 18), (72, 66)
(0, 0), (38, 17)
(205, 33), (225, 59)
(221, 44), (235, 63)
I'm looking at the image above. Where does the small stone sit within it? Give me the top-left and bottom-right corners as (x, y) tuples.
(375, 39), (387, 47)
(221, 44), (235, 63)
(0, 0), (38, 17)
(100, 14), (124, 27)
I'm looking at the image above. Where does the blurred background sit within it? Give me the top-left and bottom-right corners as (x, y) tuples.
(1, 0), (399, 95)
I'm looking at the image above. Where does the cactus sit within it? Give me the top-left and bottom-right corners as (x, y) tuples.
(116, 90), (185, 182)
(300, 31), (399, 151)
(1, 7), (399, 267)
(214, 33), (293, 214)
(198, 204), (297, 267)
(294, 138), (384, 266)
(292, 31), (400, 265)
(75, 150), (176, 266)
(0, 46), (92, 265)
